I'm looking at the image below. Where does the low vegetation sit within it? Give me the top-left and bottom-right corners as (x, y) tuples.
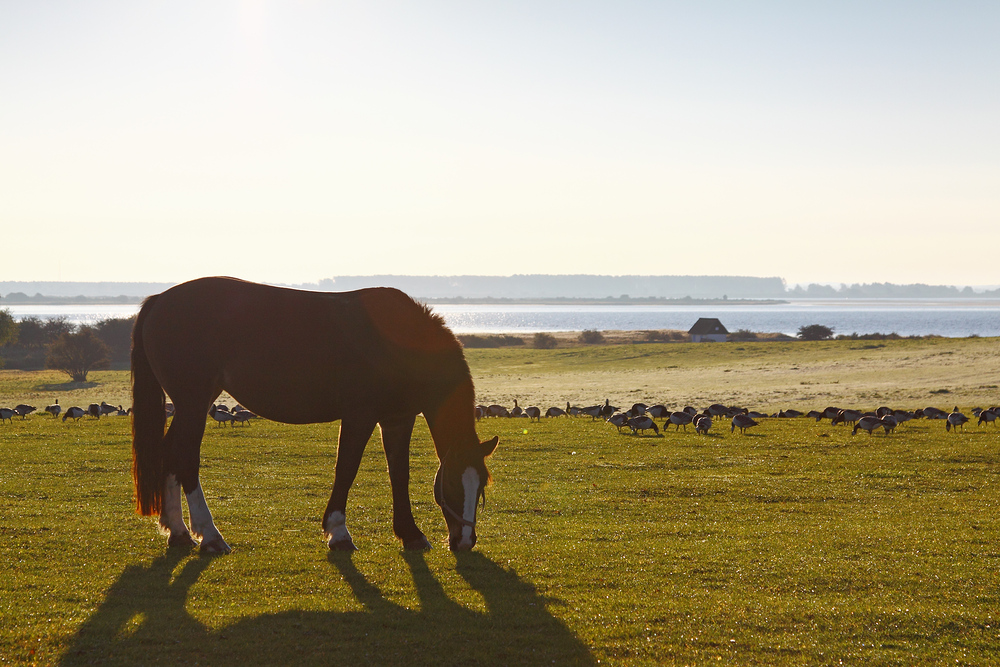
(2, 338), (999, 665)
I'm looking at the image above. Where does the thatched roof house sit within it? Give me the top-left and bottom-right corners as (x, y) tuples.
(689, 318), (729, 342)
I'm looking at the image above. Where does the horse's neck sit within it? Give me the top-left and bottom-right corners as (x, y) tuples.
(426, 380), (479, 457)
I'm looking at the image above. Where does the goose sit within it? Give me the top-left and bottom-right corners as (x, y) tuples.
(646, 404), (670, 419)
(164, 403), (175, 418)
(731, 413), (758, 434)
(581, 404), (603, 420)
(87, 403), (102, 419)
(831, 409), (862, 427)
(600, 399), (618, 420)
(630, 403), (648, 416)
(116, 405), (129, 416)
(880, 415), (898, 434)
(0, 408), (15, 423)
(14, 404), (36, 419)
(230, 409), (256, 426)
(44, 401), (61, 418)
(566, 402), (585, 417)
(668, 411), (693, 431)
(62, 406), (87, 422)
(545, 406), (567, 418)
(780, 409), (804, 418)
(852, 416), (882, 436)
(923, 406), (948, 420)
(475, 405), (486, 420)
(682, 406), (698, 416)
(524, 406), (541, 421)
(209, 405), (233, 426)
(628, 416), (659, 435)
(875, 406), (893, 418)
(977, 408), (999, 427)
(486, 404), (509, 418)
(99, 401), (117, 417)
(694, 414), (712, 435)
(806, 410), (824, 421)
(946, 408), (969, 432)
(510, 400), (523, 418)
(606, 413), (629, 432)
(707, 404), (728, 419)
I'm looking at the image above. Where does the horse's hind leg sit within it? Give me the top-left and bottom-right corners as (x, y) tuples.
(166, 407), (231, 554)
(379, 414), (430, 550)
(323, 415), (377, 551)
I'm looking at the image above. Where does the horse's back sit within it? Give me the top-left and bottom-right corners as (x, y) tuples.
(139, 277), (465, 424)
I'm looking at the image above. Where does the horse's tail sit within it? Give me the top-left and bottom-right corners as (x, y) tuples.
(131, 294), (167, 516)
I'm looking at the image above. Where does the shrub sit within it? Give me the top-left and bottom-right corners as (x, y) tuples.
(797, 324), (834, 341)
(458, 334), (525, 349)
(578, 330), (605, 344)
(532, 333), (558, 349)
(45, 328), (111, 382)
(728, 329), (759, 342)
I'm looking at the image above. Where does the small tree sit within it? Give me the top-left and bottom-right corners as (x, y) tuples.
(0, 309), (17, 368)
(532, 333), (558, 349)
(578, 330), (605, 344)
(46, 329), (111, 382)
(797, 324), (834, 341)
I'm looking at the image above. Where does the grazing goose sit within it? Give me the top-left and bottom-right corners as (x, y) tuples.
(14, 404), (36, 419)
(581, 404), (603, 420)
(852, 416), (882, 436)
(209, 405), (233, 426)
(694, 414), (712, 435)
(545, 406), (567, 418)
(707, 404), (728, 419)
(731, 413), (758, 434)
(880, 415), (898, 434)
(646, 404), (670, 419)
(510, 399), (523, 418)
(831, 409), (862, 427)
(62, 406), (87, 422)
(628, 416), (659, 435)
(475, 405), (486, 421)
(923, 406), (948, 420)
(0, 408), (15, 423)
(87, 404), (102, 419)
(946, 408), (969, 432)
(45, 401), (61, 418)
(668, 411), (693, 431)
(630, 403), (648, 416)
(99, 401), (117, 417)
(600, 399), (618, 420)
(230, 409), (256, 426)
(486, 404), (509, 418)
(606, 413), (629, 432)
(116, 405), (130, 416)
(524, 406), (541, 421)
(977, 408), (999, 427)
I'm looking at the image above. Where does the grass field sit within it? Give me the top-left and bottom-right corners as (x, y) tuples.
(2, 339), (999, 665)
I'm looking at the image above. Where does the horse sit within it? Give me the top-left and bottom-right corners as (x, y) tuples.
(131, 277), (499, 554)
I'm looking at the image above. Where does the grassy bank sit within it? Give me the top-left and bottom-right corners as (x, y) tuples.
(1, 339), (999, 664)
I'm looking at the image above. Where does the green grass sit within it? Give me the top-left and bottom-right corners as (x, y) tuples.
(2, 340), (1000, 665)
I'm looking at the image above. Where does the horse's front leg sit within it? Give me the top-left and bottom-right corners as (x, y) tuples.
(380, 414), (431, 550)
(324, 416), (377, 550)
(159, 473), (195, 547)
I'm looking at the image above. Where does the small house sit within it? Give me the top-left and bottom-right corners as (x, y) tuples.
(689, 318), (729, 342)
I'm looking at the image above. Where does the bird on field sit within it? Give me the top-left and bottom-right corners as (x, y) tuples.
(524, 406), (541, 421)
(778, 409), (804, 418)
(475, 405), (486, 420)
(646, 404), (670, 419)
(852, 416), (883, 436)
(600, 399), (618, 420)
(510, 399), (523, 418)
(45, 401), (61, 418)
(923, 406), (948, 420)
(668, 411), (693, 431)
(545, 406), (567, 418)
(63, 406), (86, 422)
(628, 416), (659, 435)
(14, 404), (36, 419)
(209, 405), (233, 426)
(0, 408), (15, 423)
(115, 405), (129, 416)
(880, 415), (898, 434)
(606, 413), (629, 432)
(694, 414), (712, 435)
(978, 408), (999, 427)
(230, 409), (256, 426)
(486, 404), (509, 418)
(831, 409), (862, 427)
(87, 403), (102, 419)
(99, 401), (117, 417)
(707, 404), (728, 420)
(165, 403), (175, 418)
(946, 408), (969, 432)
(731, 413), (758, 434)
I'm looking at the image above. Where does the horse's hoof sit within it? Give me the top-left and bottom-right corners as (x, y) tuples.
(200, 538), (232, 554)
(328, 538), (358, 551)
(403, 535), (432, 551)
(168, 532), (197, 548)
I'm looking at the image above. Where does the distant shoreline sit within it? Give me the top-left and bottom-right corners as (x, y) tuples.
(421, 297), (788, 306)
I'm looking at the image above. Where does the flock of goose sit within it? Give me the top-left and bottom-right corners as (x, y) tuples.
(475, 399), (995, 437)
(0, 400), (256, 426)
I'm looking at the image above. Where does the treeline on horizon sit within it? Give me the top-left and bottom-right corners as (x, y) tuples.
(2, 276), (999, 302)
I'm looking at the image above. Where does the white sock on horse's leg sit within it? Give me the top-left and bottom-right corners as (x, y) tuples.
(160, 474), (190, 538)
(186, 482), (227, 550)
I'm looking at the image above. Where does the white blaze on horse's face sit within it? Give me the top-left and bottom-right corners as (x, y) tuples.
(456, 466), (480, 550)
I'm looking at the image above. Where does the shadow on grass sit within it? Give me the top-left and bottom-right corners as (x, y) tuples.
(60, 548), (594, 666)
(33, 381), (98, 392)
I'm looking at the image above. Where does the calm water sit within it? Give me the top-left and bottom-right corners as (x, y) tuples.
(5, 301), (1000, 338)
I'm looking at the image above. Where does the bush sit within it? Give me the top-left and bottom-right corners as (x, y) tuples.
(45, 328), (111, 382)
(532, 333), (558, 349)
(797, 324), (834, 341)
(578, 330), (605, 344)
(728, 329), (759, 342)
(458, 334), (525, 349)
(642, 330), (688, 342)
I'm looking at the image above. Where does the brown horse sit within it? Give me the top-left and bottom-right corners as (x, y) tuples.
(131, 277), (499, 553)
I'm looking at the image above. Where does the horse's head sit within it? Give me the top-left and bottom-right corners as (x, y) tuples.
(434, 435), (499, 551)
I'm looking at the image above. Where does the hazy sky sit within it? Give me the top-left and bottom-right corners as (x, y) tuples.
(2, 1), (998, 286)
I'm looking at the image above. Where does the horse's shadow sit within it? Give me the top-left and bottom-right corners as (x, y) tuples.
(59, 549), (594, 665)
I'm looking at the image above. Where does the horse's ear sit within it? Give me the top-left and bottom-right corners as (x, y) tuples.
(480, 435), (499, 458)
